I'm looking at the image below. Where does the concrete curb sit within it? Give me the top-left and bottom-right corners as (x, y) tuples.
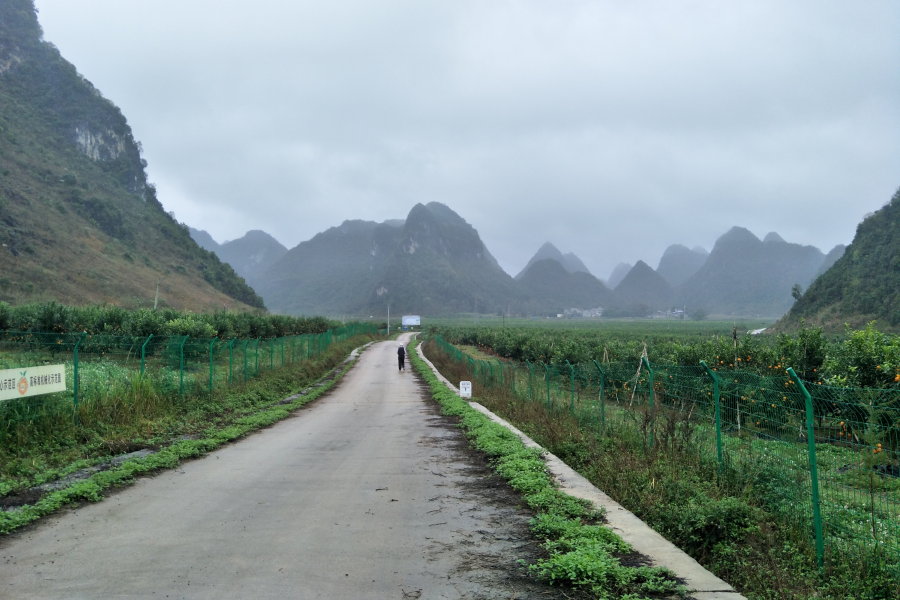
(415, 341), (746, 600)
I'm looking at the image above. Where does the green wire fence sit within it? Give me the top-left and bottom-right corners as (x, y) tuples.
(0, 323), (378, 430)
(430, 334), (900, 578)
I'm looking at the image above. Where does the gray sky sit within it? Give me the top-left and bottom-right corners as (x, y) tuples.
(35, 0), (900, 280)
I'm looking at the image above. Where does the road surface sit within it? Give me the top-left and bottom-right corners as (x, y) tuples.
(0, 334), (566, 599)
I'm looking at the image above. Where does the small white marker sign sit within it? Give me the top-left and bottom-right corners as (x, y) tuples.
(0, 364), (66, 402)
(459, 381), (472, 398)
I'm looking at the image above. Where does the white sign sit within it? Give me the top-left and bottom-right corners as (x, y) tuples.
(402, 315), (421, 326)
(459, 381), (472, 398)
(0, 364), (67, 401)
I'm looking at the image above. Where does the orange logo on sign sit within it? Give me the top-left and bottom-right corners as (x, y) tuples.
(18, 377), (27, 395)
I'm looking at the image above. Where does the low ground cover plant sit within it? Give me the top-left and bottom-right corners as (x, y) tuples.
(434, 321), (900, 387)
(410, 339), (683, 599)
(0, 334), (376, 533)
(422, 337), (900, 600)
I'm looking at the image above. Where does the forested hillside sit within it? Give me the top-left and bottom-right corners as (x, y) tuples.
(0, 0), (263, 310)
(781, 189), (900, 331)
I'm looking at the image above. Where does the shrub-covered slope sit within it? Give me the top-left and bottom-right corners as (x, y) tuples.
(781, 189), (900, 331)
(0, 0), (263, 310)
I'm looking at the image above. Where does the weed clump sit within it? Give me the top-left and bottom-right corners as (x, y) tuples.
(409, 340), (683, 599)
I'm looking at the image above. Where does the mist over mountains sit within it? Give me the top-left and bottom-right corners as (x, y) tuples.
(516, 242), (591, 279)
(195, 199), (852, 319)
(189, 228), (287, 285)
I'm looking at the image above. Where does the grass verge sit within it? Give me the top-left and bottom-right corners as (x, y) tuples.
(422, 337), (900, 600)
(409, 339), (683, 600)
(0, 335), (375, 534)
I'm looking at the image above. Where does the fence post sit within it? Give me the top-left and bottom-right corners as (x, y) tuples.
(543, 363), (551, 412)
(228, 337), (236, 385)
(291, 335), (296, 363)
(255, 338), (260, 376)
(208, 339), (217, 396)
(641, 356), (655, 448)
(140, 334), (153, 377)
(73, 331), (87, 423)
(179, 336), (188, 395)
(281, 336), (285, 367)
(700, 361), (724, 476)
(243, 340), (249, 382)
(566, 360), (575, 416)
(593, 360), (605, 433)
(270, 337), (275, 370)
(526, 360), (533, 401)
(788, 367), (825, 569)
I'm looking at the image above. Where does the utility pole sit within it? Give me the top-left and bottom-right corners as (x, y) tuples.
(387, 305), (391, 332)
(153, 280), (160, 310)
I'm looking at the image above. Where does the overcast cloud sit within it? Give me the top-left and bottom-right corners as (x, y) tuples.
(34, 0), (900, 280)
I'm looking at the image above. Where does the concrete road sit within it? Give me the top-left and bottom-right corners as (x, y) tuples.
(0, 334), (561, 600)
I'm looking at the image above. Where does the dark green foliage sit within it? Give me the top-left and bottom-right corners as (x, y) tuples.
(0, 300), (334, 338)
(432, 321), (848, 384)
(423, 338), (900, 599)
(0, 334), (371, 533)
(409, 341), (683, 598)
(784, 188), (900, 331)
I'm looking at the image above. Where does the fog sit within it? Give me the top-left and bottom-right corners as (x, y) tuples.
(35, 0), (900, 279)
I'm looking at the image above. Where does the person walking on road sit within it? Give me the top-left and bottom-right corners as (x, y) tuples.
(397, 344), (406, 371)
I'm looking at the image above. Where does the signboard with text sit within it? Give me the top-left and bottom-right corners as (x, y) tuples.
(0, 365), (66, 402)
(459, 381), (472, 398)
(401, 315), (421, 326)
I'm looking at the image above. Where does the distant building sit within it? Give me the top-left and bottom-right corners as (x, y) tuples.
(562, 307), (603, 318)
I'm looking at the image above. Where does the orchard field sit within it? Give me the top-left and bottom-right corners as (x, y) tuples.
(429, 319), (900, 388)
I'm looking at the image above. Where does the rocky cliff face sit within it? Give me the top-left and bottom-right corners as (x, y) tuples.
(0, 0), (264, 310)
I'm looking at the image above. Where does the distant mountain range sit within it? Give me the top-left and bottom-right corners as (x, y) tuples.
(250, 203), (520, 316)
(606, 263), (632, 289)
(193, 200), (852, 318)
(518, 259), (611, 314)
(189, 229), (287, 285)
(675, 227), (826, 316)
(781, 189), (900, 331)
(516, 242), (591, 278)
(612, 261), (674, 311)
(656, 245), (708, 288)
